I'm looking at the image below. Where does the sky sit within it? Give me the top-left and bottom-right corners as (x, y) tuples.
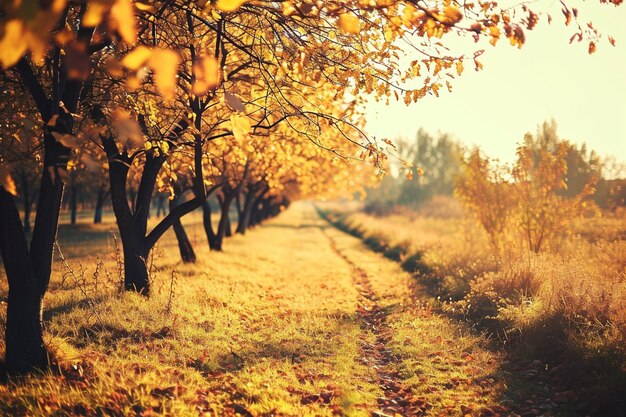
(364, 1), (626, 164)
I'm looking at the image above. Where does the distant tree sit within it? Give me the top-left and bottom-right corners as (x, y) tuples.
(398, 129), (463, 205)
(456, 149), (514, 252)
(457, 121), (599, 254)
(523, 120), (602, 197)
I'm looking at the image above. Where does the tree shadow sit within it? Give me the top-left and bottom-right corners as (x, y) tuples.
(186, 311), (357, 377)
(260, 222), (329, 230)
(486, 312), (626, 417)
(42, 296), (107, 322)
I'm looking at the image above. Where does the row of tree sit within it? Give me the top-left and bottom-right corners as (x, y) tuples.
(0, 0), (619, 374)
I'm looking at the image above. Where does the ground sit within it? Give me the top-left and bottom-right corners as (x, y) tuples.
(0, 202), (564, 416)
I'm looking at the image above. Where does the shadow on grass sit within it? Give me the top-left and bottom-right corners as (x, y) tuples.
(262, 222), (330, 230)
(187, 312), (358, 377)
(488, 312), (626, 416)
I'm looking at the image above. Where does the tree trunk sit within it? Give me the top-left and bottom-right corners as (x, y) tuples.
(156, 194), (166, 217)
(216, 194), (234, 249)
(69, 183), (78, 225)
(170, 199), (196, 263)
(224, 215), (232, 237)
(202, 200), (220, 251)
(122, 238), (149, 293)
(236, 189), (254, 235)
(20, 170), (31, 234)
(30, 132), (69, 292)
(93, 185), (107, 224)
(0, 188), (48, 374)
(107, 149), (151, 295)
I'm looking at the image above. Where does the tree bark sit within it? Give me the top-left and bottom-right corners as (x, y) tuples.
(224, 214), (232, 237)
(0, 188), (48, 373)
(19, 170), (32, 234)
(214, 191), (235, 250)
(93, 185), (108, 224)
(202, 200), (220, 251)
(108, 151), (151, 295)
(156, 193), (166, 217)
(170, 198), (196, 263)
(236, 189), (252, 235)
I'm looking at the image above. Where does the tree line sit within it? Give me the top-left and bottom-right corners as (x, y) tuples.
(366, 122), (625, 216)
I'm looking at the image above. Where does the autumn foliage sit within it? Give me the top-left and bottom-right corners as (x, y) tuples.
(457, 123), (598, 254)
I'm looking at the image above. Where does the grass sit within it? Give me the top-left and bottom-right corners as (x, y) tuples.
(324, 226), (506, 416)
(0, 203), (521, 417)
(319, 200), (626, 415)
(0, 207), (379, 416)
(2, 201), (624, 416)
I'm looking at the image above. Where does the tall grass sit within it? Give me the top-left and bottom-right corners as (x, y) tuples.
(320, 198), (626, 411)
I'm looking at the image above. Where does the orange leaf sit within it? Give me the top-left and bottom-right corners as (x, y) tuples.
(193, 55), (220, 95)
(215, 0), (248, 12)
(149, 49), (180, 100)
(110, 0), (137, 43)
(0, 166), (17, 196)
(337, 13), (360, 35)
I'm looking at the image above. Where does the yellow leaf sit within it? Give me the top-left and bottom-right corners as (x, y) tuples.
(225, 91), (245, 112)
(282, 1), (296, 16)
(488, 25), (500, 46)
(0, 20), (28, 68)
(51, 132), (80, 149)
(135, 2), (157, 13)
(111, 108), (145, 149)
(215, 0), (247, 12)
(230, 113), (251, 143)
(337, 13), (360, 35)
(193, 55), (220, 96)
(149, 49), (180, 100)
(110, 0), (137, 43)
(456, 60), (464, 76)
(121, 45), (152, 70)
(82, 1), (109, 27)
(442, 6), (463, 24)
(0, 166), (17, 196)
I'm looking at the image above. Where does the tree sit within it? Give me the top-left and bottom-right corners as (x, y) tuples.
(0, 0), (621, 374)
(512, 125), (597, 253)
(456, 149), (514, 252)
(398, 129), (462, 205)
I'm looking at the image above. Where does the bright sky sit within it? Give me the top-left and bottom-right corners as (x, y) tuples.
(364, 2), (626, 164)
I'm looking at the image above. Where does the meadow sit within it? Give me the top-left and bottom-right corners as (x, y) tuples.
(4, 202), (605, 416)
(319, 197), (626, 415)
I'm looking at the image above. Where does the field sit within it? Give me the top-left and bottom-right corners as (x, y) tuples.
(0, 202), (623, 416)
(320, 200), (626, 415)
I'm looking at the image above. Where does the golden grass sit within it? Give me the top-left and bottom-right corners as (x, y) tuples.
(1, 207), (377, 416)
(320, 200), (626, 413)
(0, 203), (510, 416)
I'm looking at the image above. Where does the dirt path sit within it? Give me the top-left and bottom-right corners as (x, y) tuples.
(323, 228), (430, 416)
(309, 204), (513, 417)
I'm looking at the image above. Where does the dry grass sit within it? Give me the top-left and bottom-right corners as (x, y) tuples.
(320, 201), (626, 413)
(0, 207), (379, 416)
(0, 203), (509, 417)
